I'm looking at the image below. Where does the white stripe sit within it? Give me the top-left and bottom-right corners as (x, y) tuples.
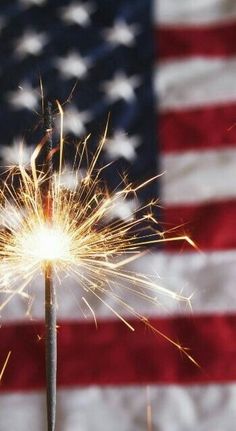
(156, 0), (236, 25)
(156, 58), (236, 111)
(0, 384), (236, 430)
(161, 147), (236, 204)
(1, 250), (236, 321)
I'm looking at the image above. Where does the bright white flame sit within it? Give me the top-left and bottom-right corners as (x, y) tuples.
(20, 225), (71, 263)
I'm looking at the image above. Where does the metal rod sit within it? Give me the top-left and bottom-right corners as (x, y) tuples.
(43, 101), (57, 431)
(45, 263), (57, 431)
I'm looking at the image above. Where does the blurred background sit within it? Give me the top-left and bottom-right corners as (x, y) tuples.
(0, 0), (236, 430)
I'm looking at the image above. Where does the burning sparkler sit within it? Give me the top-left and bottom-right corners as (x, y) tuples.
(0, 102), (197, 429)
(43, 101), (57, 431)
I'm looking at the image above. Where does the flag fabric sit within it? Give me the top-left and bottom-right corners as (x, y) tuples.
(0, 0), (236, 430)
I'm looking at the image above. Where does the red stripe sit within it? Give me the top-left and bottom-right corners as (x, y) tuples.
(159, 103), (236, 153)
(157, 22), (236, 59)
(163, 200), (236, 251)
(0, 314), (236, 391)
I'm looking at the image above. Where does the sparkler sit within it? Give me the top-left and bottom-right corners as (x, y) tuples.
(43, 101), (57, 431)
(0, 103), (197, 427)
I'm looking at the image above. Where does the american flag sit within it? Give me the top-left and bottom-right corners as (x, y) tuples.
(0, 0), (236, 429)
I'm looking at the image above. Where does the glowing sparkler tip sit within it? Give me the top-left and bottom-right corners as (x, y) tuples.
(20, 225), (72, 263)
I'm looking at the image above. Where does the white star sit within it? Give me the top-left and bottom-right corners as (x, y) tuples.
(105, 197), (139, 222)
(19, 0), (46, 7)
(104, 131), (140, 162)
(103, 20), (139, 47)
(62, 106), (91, 137)
(0, 138), (33, 167)
(15, 30), (48, 58)
(55, 52), (91, 79)
(60, 2), (95, 27)
(7, 83), (39, 110)
(101, 72), (141, 103)
(55, 165), (85, 191)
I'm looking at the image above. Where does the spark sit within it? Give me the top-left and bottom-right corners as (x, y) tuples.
(0, 351), (12, 382)
(0, 105), (196, 362)
(82, 296), (98, 328)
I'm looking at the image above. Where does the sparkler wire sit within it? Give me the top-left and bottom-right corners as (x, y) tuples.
(45, 263), (57, 431)
(44, 101), (57, 431)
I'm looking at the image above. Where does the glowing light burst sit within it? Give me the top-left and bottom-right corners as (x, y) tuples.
(19, 225), (71, 263)
(0, 115), (197, 364)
